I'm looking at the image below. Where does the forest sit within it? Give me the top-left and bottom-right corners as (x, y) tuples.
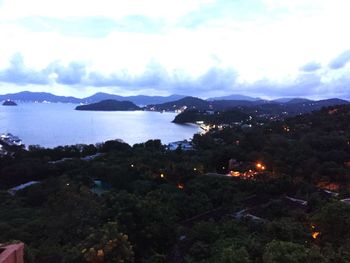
(1, 105), (350, 262)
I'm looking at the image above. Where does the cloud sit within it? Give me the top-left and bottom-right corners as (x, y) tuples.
(234, 73), (323, 98)
(2, 53), (350, 100)
(86, 62), (238, 95)
(18, 16), (165, 38)
(329, 50), (350, 69)
(0, 54), (89, 86)
(300, 61), (321, 72)
(0, 53), (50, 85)
(48, 62), (87, 85)
(0, 0), (209, 21)
(0, 54), (238, 95)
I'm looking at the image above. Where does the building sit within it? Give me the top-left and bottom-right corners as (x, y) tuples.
(8, 181), (40, 195)
(0, 243), (24, 263)
(167, 140), (194, 151)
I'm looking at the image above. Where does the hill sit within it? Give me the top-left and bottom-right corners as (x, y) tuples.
(75, 100), (141, 111)
(146, 96), (210, 111)
(173, 109), (249, 124)
(0, 91), (186, 105)
(83, 92), (185, 105)
(0, 91), (81, 103)
(2, 103), (350, 262)
(207, 94), (261, 101)
(2, 100), (17, 106)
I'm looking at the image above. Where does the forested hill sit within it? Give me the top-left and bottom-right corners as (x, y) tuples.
(2, 105), (350, 262)
(147, 96), (210, 111)
(287, 104), (350, 131)
(146, 96), (349, 114)
(173, 109), (250, 124)
(75, 99), (141, 111)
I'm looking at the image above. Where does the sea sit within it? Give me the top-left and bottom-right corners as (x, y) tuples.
(0, 103), (200, 148)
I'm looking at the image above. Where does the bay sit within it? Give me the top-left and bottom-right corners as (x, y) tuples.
(0, 103), (200, 148)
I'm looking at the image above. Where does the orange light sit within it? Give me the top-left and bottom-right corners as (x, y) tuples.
(312, 232), (320, 239)
(230, 171), (240, 177)
(97, 249), (104, 257)
(177, 183), (184, 189)
(256, 163), (266, 170)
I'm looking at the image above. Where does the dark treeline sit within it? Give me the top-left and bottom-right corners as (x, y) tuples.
(1, 105), (350, 262)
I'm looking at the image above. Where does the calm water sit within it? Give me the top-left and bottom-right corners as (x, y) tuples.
(0, 103), (200, 148)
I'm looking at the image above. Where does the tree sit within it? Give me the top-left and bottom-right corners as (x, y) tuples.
(312, 201), (350, 246)
(82, 222), (134, 263)
(219, 246), (251, 263)
(263, 240), (309, 263)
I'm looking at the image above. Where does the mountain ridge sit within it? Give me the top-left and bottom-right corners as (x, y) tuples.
(0, 91), (186, 105)
(207, 94), (261, 101)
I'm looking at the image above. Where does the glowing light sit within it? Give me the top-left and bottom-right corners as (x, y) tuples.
(193, 167), (197, 171)
(97, 249), (104, 257)
(160, 173), (164, 178)
(131, 164), (134, 168)
(230, 171), (240, 177)
(312, 232), (320, 239)
(177, 183), (184, 189)
(256, 162), (266, 170)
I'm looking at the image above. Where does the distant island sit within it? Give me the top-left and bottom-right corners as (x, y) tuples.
(2, 100), (17, 106)
(0, 91), (186, 105)
(75, 99), (141, 111)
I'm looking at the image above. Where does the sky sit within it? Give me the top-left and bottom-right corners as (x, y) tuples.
(1, 0), (350, 99)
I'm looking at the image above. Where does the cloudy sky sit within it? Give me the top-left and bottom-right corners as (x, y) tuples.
(1, 0), (350, 99)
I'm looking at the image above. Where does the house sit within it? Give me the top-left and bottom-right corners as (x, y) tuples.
(167, 140), (194, 151)
(341, 198), (350, 205)
(8, 181), (40, 195)
(283, 196), (308, 208)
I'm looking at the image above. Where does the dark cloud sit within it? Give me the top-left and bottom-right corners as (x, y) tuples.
(0, 53), (50, 85)
(183, 67), (237, 95)
(0, 54), (89, 86)
(48, 62), (87, 85)
(300, 61), (321, 72)
(232, 73), (324, 98)
(0, 55), (238, 96)
(329, 50), (350, 69)
(87, 63), (237, 96)
(2, 53), (350, 99)
(87, 62), (170, 88)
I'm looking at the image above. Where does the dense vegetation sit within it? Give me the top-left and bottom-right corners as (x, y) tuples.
(75, 100), (140, 111)
(173, 109), (249, 124)
(2, 100), (17, 106)
(146, 96), (349, 116)
(1, 105), (350, 262)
